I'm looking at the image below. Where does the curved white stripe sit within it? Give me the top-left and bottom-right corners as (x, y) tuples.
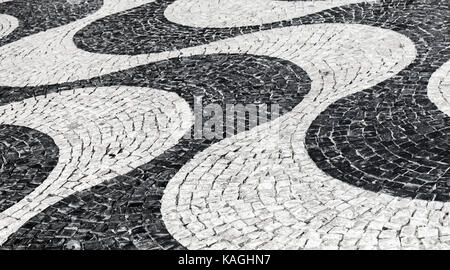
(0, 14), (18, 39)
(0, 86), (193, 244)
(0, 0), (156, 87)
(165, 0), (375, 28)
(161, 24), (422, 250)
(428, 60), (450, 116)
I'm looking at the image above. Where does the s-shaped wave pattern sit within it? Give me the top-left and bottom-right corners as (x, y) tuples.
(0, 0), (449, 250)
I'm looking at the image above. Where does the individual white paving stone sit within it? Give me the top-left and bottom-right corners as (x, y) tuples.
(417, 227), (439, 239)
(379, 238), (401, 250)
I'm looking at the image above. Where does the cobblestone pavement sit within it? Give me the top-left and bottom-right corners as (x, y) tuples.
(0, 0), (449, 250)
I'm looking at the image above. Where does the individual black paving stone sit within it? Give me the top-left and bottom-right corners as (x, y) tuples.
(1, 54), (311, 249)
(0, 0), (103, 46)
(0, 125), (59, 212)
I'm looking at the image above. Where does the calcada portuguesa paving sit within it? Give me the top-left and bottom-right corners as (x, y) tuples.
(0, 0), (448, 250)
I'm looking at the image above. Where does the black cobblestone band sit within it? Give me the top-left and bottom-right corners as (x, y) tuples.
(0, 125), (59, 213)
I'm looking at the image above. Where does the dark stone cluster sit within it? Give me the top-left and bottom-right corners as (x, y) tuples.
(0, 125), (58, 213)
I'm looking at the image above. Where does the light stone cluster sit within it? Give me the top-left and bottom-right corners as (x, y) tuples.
(0, 14), (17, 39)
(428, 60), (450, 117)
(164, 0), (376, 28)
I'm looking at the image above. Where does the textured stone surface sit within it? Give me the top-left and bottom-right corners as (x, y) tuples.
(164, 0), (373, 28)
(305, 0), (450, 201)
(0, 0), (155, 87)
(72, 0), (375, 55)
(0, 0), (103, 46)
(0, 125), (59, 213)
(1, 53), (311, 249)
(0, 86), (192, 247)
(0, 14), (17, 39)
(0, 0), (449, 250)
(161, 24), (416, 250)
(428, 60), (450, 117)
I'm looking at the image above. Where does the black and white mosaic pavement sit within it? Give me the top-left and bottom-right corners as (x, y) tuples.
(1, 53), (311, 249)
(0, 0), (103, 46)
(0, 0), (449, 250)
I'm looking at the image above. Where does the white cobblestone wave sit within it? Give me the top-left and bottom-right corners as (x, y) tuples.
(165, 0), (376, 28)
(0, 14), (17, 39)
(0, 86), (192, 245)
(158, 24), (435, 250)
(0, 0), (155, 87)
(428, 60), (450, 117)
